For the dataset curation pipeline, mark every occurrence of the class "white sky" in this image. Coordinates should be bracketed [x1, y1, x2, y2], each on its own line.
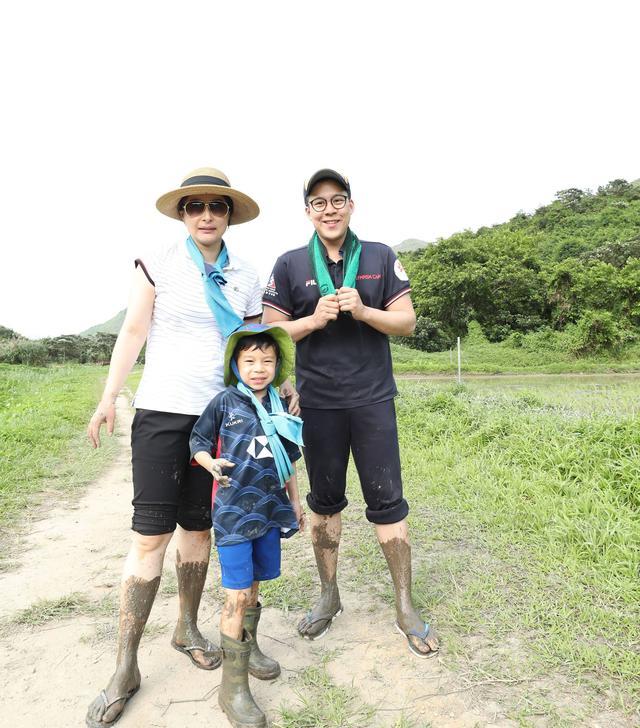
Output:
[1, 0, 639, 339]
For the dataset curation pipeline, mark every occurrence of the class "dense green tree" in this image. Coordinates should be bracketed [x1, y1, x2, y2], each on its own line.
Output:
[399, 179, 640, 350]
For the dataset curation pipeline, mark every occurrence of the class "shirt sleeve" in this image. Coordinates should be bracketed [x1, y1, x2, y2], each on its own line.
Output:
[283, 437, 302, 464]
[189, 398, 220, 460]
[135, 246, 163, 288]
[246, 269, 263, 318]
[262, 254, 293, 317]
[382, 246, 412, 308]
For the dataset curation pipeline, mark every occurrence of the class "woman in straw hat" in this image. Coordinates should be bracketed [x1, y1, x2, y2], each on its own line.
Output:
[86, 168, 294, 727]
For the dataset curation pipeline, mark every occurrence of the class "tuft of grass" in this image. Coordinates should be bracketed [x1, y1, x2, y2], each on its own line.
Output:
[10, 592, 91, 626]
[275, 655, 376, 728]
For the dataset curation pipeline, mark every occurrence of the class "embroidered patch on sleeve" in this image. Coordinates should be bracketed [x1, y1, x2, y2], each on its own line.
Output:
[394, 259, 409, 282]
[264, 273, 277, 297]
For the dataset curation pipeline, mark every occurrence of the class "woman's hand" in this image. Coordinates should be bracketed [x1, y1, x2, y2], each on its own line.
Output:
[210, 458, 235, 487]
[279, 379, 300, 416]
[291, 499, 306, 532]
[87, 400, 116, 448]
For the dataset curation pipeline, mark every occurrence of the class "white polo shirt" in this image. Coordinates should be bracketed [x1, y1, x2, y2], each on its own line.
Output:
[133, 240, 263, 416]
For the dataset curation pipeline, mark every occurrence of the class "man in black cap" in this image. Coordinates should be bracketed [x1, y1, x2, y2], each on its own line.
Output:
[262, 169, 439, 657]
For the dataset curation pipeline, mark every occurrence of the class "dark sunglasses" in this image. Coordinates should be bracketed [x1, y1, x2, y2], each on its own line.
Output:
[182, 200, 230, 218]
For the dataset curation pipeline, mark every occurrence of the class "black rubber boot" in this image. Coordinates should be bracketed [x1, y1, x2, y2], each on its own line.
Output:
[218, 630, 267, 728]
[244, 603, 281, 680]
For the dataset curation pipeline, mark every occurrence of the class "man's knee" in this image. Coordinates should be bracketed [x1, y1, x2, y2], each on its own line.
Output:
[306, 492, 348, 516]
[365, 498, 409, 525]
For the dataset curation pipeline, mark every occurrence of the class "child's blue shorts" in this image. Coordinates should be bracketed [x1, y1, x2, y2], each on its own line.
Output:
[217, 527, 281, 589]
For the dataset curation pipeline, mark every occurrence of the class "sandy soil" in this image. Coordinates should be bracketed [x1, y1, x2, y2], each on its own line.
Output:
[0, 396, 630, 727]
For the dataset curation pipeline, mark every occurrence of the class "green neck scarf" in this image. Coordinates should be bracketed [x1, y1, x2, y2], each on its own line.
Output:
[308, 228, 361, 295]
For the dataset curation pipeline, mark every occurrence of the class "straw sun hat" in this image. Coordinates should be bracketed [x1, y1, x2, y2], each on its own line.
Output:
[156, 167, 260, 225]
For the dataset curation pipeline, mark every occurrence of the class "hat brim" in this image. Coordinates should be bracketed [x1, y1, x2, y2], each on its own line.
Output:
[224, 324, 295, 388]
[156, 185, 260, 225]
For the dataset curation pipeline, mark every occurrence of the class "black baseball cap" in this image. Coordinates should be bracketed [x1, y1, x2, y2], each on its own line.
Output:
[303, 169, 351, 203]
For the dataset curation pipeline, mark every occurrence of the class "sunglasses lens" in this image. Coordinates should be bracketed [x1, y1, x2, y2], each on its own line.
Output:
[210, 201, 229, 216]
[184, 201, 205, 216]
[183, 200, 229, 217]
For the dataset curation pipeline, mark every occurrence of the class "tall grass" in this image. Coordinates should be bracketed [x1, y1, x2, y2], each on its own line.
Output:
[0, 364, 117, 535]
[396, 378, 640, 710]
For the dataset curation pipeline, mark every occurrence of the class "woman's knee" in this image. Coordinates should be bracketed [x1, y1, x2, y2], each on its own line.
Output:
[131, 531, 172, 558]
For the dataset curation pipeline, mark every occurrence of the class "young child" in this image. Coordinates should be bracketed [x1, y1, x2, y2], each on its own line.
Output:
[190, 323, 304, 728]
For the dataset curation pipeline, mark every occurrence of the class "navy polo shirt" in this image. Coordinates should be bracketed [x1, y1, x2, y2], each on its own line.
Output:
[263, 240, 411, 409]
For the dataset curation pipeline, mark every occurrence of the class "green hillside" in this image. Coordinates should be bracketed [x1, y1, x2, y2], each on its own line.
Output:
[394, 238, 430, 253]
[81, 309, 125, 336]
[398, 178, 640, 352]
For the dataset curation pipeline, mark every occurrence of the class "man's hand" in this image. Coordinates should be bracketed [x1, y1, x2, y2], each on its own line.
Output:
[87, 400, 116, 448]
[336, 287, 366, 320]
[279, 379, 301, 416]
[311, 294, 340, 330]
[210, 458, 235, 487]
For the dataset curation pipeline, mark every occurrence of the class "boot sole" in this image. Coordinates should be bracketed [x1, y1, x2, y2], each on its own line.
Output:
[219, 701, 267, 728]
[248, 663, 281, 680]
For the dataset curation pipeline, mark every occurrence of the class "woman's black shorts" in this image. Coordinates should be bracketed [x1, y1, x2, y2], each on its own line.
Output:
[131, 409, 213, 536]
[301, 399, 409, 525]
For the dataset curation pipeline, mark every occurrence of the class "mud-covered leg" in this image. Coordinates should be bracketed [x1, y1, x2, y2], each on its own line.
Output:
[376, 519, 439, 656]
[86, 532, 168, 726]
[297, 512, 343, 639]
[171, 527, 220, 669]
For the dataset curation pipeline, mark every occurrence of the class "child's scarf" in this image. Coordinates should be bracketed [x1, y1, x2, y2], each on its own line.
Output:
[307, 228, 362, 295]
[186, 236, 244, 338]
[232, 361, 304, 487]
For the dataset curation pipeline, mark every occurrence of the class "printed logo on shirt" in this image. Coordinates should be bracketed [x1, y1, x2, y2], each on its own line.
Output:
[264, 274, 277, 298]
[225, 414, 245, 428]
[247, 436, 273, 459]
[305, 279, 318, 287]
[356, 273, 382, 281]
[394, 259, 409, 281]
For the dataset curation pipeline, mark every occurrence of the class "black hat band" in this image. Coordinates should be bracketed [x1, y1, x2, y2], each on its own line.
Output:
[181, 175, 230, 188]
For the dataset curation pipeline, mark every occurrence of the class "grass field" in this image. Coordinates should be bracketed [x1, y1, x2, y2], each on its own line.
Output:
[266, 376, 640, 725]
[0, 364, 141, 564]
[391, 340, 640, 375]
[2, 362, 639, 723]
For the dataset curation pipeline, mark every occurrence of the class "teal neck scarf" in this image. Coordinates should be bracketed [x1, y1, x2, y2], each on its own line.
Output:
[186, 236, 244, 338]
[232, 361, 304, 487]
[307, 228, 361, 295]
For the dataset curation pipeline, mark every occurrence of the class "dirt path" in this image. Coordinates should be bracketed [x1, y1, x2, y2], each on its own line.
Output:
[0, 397, 625, 727]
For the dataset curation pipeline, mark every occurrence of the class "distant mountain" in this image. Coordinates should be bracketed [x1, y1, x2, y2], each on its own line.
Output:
[81, 310, 126, 336]
[394, 238, 431, 253]
[0, 325, 24, 340]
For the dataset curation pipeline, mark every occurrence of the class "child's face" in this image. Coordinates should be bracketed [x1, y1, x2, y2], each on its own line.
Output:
[236, 343, 278, 395]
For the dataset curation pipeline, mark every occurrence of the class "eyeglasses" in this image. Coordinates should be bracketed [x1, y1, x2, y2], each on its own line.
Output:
[182, 200, 230, 217]
[307, 194, 349, 213]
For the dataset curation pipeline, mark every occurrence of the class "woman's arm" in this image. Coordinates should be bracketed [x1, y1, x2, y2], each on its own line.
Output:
[87, 267, 155, 447]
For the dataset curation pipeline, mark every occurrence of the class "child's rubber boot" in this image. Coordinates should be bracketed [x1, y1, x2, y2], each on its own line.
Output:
[218, 630, 267, 728]
[243, 603, 281, 680]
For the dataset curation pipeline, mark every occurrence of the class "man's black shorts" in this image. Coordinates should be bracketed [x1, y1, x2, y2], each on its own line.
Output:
[131, 409, 213, 535]
[301, 399, 409, 525]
